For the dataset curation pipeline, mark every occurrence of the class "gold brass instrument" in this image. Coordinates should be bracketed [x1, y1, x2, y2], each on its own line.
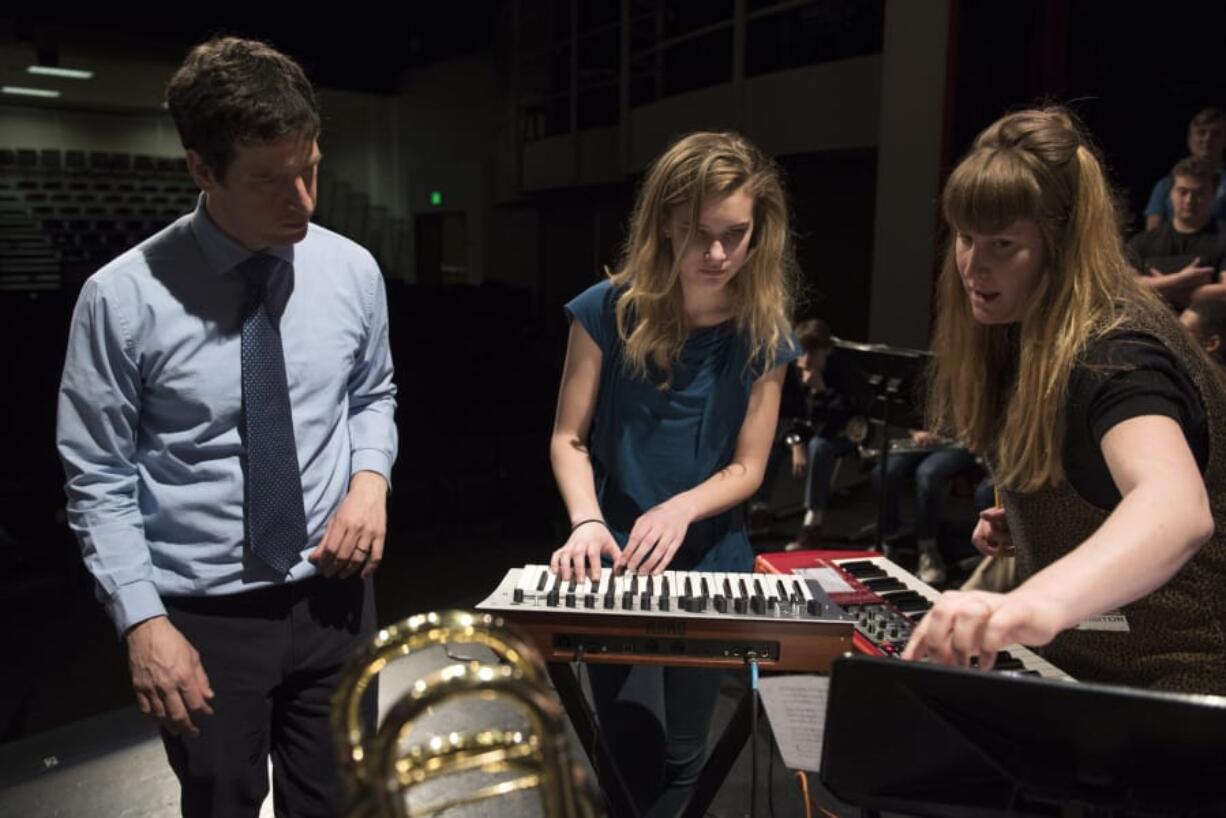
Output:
[331, 609, 603, 818]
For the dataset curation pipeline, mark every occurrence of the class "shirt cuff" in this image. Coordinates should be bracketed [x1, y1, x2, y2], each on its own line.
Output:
[351, 449, 393, 489]
[107, 580, 167, 638]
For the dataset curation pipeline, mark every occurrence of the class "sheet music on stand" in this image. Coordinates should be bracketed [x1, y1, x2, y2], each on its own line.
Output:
[756, 675, 830, 773]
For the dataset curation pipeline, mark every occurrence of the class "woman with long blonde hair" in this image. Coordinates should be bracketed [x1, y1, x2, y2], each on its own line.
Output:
[903, 107, 1226, 694]
[549, 131, 796, 814]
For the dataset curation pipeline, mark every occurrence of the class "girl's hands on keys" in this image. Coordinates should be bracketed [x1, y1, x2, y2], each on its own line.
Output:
[901, 589, 1065, 669]
[550, 521, 621, 583]
[972, 506, 1013, 556]
[617, 501, 694, 575]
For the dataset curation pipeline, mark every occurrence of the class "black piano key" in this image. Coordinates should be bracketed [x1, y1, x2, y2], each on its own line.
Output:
[735, 578, 750, 614]
[622, 590, 634, 610]
[537, 571, 549, 591]
[645, 575, 654, 595]
[568, 577, 577, 592]
[750, 579, 766, 614]
[700, 577, 710, 601]
[584, 593, 595, 609]
[791, 580, 805, 605]
[604, 582, 616, 609]
[714, 595, 728, 613]
[513, 588, 524, 603]
[565, 593, 575, 607]
[885, 592, 929, 607]
[630, 575, 639, 595]
[863, 577, 907, 593]
[840, 563, 888, 579]
[546, 586, 560, 607]
[641, 592, 652, 610]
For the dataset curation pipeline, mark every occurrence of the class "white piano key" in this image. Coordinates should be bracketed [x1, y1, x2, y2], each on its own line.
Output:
[527, 565, 553, 600]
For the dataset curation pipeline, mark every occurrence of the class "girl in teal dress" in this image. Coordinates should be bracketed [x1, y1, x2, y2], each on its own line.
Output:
[549, 131, 798, 816]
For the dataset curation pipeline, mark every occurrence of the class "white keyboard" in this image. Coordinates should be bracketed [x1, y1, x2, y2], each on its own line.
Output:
[476, 565, 855, 671]
[831, 556, 1074, 682]
[484, 564, 837, 620]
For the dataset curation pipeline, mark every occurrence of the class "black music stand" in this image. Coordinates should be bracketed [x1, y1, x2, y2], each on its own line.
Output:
[821, 655, 1226, 817]
[830, 339, 931, 552]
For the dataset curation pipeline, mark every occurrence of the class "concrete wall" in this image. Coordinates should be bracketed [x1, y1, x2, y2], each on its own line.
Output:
[0, 104, 181, 156]
[394, 54, 508, 284]
[867, 0, 951, 348]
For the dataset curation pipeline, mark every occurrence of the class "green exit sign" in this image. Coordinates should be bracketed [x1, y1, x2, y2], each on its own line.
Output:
[429, 191, 443, 206]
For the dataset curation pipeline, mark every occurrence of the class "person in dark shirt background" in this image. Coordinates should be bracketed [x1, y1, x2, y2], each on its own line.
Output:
[778, 319, 862, 550]
[1128, 156, 1226, 309]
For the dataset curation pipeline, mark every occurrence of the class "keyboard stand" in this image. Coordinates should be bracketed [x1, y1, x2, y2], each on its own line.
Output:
[548, 662, 640, 817]
[548, 660, 760, 818]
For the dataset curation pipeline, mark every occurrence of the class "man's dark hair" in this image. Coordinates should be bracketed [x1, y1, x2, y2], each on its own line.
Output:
[794, 318, 832, 353]
[166, 37, 319, 179]
[1171, 155, 1223, 188]
[1190, 107, 1226, 129]
[1187, 298, 1226, 345]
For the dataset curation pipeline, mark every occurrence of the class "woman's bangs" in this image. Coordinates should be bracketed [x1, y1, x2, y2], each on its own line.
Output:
[943, 149, 1040, 236]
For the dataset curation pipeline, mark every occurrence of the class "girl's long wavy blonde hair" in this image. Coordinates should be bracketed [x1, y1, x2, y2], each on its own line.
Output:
[929, 107, 1170, 491]
[608, 131, 796, 385]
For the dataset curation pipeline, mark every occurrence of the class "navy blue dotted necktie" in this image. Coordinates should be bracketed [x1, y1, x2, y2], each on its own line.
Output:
[239, 254, 308, 575]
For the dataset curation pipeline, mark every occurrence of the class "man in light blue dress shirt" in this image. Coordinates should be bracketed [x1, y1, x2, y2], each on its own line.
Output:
[56, 37, 397, 818]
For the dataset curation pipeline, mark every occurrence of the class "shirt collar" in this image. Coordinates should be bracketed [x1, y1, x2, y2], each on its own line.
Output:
[188, 193, 296, 275]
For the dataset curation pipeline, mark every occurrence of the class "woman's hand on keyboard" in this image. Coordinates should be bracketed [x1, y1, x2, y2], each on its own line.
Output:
[551, 523, 622, 583]
[972, 506, 1013, 556]
[900, 589, 1063, 668]
[617, 501, 695, 575]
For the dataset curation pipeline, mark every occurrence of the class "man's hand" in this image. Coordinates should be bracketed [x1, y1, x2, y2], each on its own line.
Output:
[909, 429, 942, 448]
[1173, 257, 1215, 287]
[126, 616, 214, 736]
[310, 471, 388, 579]
[1142, 258, 1216, 307]
[790, 442, 808, 478]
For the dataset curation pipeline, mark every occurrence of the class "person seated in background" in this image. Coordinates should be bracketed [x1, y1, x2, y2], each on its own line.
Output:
[1143, 108, 1226, 232]
[871, 431, 979, 584]
[1128, 156, 1226, 309]
[778, 319, 862, 550]
[1181, 297, 1226, 365]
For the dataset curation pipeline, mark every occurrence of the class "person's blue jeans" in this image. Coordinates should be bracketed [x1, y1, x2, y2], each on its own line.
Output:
[587, 663, 726, 818]
[873, 448, 977, 539]
[804, 434, 858, 512]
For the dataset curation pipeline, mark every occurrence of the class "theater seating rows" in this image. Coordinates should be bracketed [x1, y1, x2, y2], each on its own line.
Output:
[0, 148, 198, 291]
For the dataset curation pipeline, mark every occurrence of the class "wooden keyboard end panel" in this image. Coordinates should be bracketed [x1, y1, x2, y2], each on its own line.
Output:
[499, 611, 853, 673]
